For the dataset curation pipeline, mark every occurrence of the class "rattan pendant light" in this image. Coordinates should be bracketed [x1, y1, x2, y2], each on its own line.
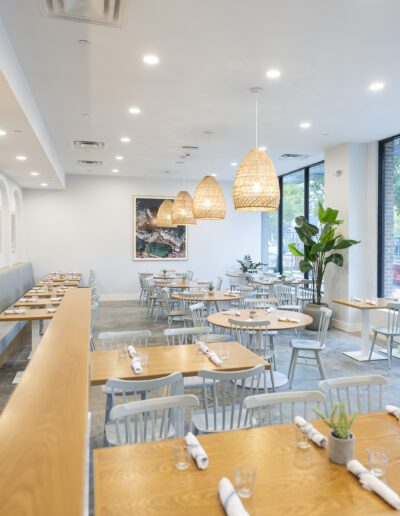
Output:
[171, 191, 196, 225]
[156, 199, 176, 228]
[233, 87, 280, 212]
[193, 175, 226, 219]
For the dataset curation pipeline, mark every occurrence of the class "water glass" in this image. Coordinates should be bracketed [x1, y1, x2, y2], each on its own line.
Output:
[367, 446, 389, 477]
[234, 464, 257, 498]
[118, 344, 127, 358]
[172, 443, 190, 470]
[139, 350, 149, 367]
[295, 425, 310, 449]
[218, 343, 231, 361]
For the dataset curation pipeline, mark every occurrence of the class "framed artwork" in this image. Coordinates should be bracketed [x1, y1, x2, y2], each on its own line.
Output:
[133, 196, 188, 260]
[0, 207, 2, 252]
[10, 212, 16, 253]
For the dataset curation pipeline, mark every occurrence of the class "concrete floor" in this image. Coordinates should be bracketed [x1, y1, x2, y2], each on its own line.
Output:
[1, 300, 400, 515]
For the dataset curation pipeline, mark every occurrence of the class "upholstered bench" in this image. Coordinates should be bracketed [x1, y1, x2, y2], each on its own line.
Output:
[0, 263, 35, 362]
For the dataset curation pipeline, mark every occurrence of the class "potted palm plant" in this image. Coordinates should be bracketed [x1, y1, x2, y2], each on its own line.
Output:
[288, 204, 360, 330]
[314, 403, 356, 465]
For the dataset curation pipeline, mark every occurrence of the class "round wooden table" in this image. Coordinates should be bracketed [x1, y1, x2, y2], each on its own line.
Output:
[172, 290, 241, 312]
[167, 281, 202, 290]
[208, 309, 313, 388]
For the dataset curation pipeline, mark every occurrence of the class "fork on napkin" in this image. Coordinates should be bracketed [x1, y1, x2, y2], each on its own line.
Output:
[347, 459, 400, 509]
[218, 477, 249, 516]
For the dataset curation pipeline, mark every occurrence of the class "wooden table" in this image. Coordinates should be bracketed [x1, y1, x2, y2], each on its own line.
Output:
[0, 288, 91, 516]
[332, 298, 389, 361]
[14, 298, 62, 308]
[0, 308, 56, 351]
[90, 342, 269, 385]
[25, 289, 67, 297]
[172, 290, 241, 311]
[94, 412, 400, 515]
[168, 281, 202, 290]
[208, 309, 312, 388]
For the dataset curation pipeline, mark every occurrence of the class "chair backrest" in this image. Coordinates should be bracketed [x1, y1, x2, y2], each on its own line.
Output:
[243, 390, 326, 426]
[186, 270, 194, 280]
[158, 287, 173, 312]
[143, 276, 155, 290]
[90, 302, 99, 334]
[164, 326, 210, 345]
[274, 283, 296, 305]
[316, 307, 332, 345]
[319, 375, 387, 413]
[197, 365, 266, 432]
[243, 297, 274, 309]
[189, 302, 207, 326]
[197, 281, 211, 289]
[97, 330, 151, 350]
[109, 394, 199, 444]
[386, 303, 400, 333]
[216, 276, 223, 290]
[229, 318, 271, 356]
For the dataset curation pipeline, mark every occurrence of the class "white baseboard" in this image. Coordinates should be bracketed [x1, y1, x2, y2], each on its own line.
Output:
[99, 293, 139, 301]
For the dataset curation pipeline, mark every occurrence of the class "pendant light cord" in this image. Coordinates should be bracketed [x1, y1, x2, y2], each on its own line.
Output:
[255, 91, 258, 150]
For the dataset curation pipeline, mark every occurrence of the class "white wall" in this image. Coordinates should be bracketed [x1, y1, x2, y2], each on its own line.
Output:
[0, 171, 24, 268]
[23, 174, 261, 297]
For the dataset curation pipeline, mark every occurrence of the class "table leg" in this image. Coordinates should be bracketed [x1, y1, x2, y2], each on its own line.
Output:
[31, 320, 41, 353]
[343, 310, 385, 361]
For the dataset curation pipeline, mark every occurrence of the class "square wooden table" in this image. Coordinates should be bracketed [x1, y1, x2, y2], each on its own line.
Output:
[94, 412, 400, 515]
[0, 309, 56, 351]
[332, 298, 389, 361]
[90, 342, 270, 385]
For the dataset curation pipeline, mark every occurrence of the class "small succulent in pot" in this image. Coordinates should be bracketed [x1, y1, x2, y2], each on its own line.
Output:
[249, 309, 257, 320]
[162, 268, 167, 275]
[314, 402, 357, 465]
[208, 282, 215, 295]
[181, 273, 188, 281]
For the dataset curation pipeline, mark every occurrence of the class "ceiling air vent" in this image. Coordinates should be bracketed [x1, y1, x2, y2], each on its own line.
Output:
[40, 0, 126, 27]
[77, 160, 102, 166]
[181, 146, 199, 150]
[279, 153, 310, 160]
[72, 140, 105, 150]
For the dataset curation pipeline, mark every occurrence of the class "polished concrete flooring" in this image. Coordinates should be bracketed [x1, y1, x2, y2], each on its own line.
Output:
[1, 300, 400, 514]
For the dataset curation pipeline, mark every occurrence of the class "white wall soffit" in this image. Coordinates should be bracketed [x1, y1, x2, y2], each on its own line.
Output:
[0, 17, 65, 188]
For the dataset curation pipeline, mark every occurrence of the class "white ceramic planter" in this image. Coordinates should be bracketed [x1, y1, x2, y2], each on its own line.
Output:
[328, 432, 355, 465]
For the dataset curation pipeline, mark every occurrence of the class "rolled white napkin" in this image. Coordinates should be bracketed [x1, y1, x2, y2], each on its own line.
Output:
[365, 299, 378, 305]
[131, 356, 143, 374]
[347, 459, 400, 509]
[288, 317, 300, 323]
[351, 296, 363, 302]
[127, 345, 137, 358]
[294, 416, 327, 448]
[198, 342, 209, 354]
[208, 350, 222, 366]
[265, 307, 274, 313]
[386, 404, 400, 420]
[47, 308, 57, 313]
[185, 432, 208, 470]
[218, 477, 249, 516]
[235, 311, 241, 316]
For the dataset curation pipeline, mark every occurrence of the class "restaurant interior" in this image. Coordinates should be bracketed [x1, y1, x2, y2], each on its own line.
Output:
[0, 1, 400, 515]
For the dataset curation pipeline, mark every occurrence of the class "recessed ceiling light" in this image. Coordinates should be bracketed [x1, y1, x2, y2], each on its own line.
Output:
[78, 39, 90, 45]
[30, 171, 39, 176]
[211, 173, 217, 177]
[16, 155, 27, 161]
[0, 129, 6, 136]
[143, 55, 159, 65]
[115, 155, 124, 160]
[230, 162, 238, 167]
[300, 122, 311, 129]
[266, 69, 281, 79]
[258, 146, 267, 151]
[369, 81, 385, 91]
[128, 107, 141, 115]
[40, 182, 48, 187]
[81, 113, 90, 117]
[120, 136, 131, 143]
[112, 169, 119, 173]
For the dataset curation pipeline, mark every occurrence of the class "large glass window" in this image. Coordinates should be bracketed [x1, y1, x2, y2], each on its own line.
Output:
[378, 135, 400, 297]
[261, 162, 325, 274]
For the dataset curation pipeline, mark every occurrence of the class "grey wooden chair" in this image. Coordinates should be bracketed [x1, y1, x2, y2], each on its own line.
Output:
[368, 302, 400, 368]
[96, 329, 151, 351]
[189, 302, 229, 342]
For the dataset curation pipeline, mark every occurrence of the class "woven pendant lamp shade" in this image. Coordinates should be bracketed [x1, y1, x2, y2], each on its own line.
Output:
[233, 148, 280, 212]
[193, 175, 226, 220]
[156, 200, 176, 228]
[171, 191, 196, 225]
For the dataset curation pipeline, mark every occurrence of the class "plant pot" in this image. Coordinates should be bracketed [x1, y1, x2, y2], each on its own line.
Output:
[303, 302, 330, 331]
[328, 432, 355, 465]
[208, 291, 215, 296]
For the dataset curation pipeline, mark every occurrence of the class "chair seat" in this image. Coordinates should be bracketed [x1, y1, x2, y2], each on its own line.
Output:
[192, 405, 252, 434]
[290, 339, 324, 350]
[105, 418, 176, 445]
[372, 327, 400, 337]
[169, 310, 186, 317]
[204, 333, 230, 343]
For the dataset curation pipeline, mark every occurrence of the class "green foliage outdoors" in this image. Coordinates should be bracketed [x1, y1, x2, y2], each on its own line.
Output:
[313, 402, 356, 440]
[288, 204, 360, 304]
[237, 255, 263, 273]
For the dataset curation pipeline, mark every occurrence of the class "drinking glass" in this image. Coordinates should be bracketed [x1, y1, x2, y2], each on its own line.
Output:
[234, 464, 257, 498]
[172, 443, 190, 470]
[139, 350, 149, 367]
[118, 344, 127, 358]
[295, 425, 310, 449]
[218, 343, 231, 361]
[367, 446, 389, 477]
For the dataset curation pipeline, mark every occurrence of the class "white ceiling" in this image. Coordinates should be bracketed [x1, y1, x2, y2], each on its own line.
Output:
[0, 0, 400, 188]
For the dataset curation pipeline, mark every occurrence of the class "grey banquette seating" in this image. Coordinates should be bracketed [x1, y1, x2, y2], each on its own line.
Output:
[0, 263, 35, 356]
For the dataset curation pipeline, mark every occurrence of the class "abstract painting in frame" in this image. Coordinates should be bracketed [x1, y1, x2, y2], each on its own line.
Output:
[133, 196, 187, 260]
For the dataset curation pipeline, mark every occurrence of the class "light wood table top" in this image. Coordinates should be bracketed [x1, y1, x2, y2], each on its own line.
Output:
[333, 298, 389, 310]
[90, 342, 269, 385]
[208, 309, 313, 330]
[0, 288, 91, 516]
[25, 289, 67, 297]
[94, 412, 400, 516]
[14, 298, 62, 308]
[167, 280, 202, 289]
[0, 308, 56, 321]
[172, 290, 241, 302]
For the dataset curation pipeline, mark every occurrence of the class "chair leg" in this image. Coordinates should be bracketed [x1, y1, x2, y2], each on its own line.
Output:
[387, 336, 392, 369]
[287, 349, 295, 379]
[289, 349, 298, 389]
[268, 368, 275, 392]
[315, 350, 326, 380]
[368, 332, 377, 361]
